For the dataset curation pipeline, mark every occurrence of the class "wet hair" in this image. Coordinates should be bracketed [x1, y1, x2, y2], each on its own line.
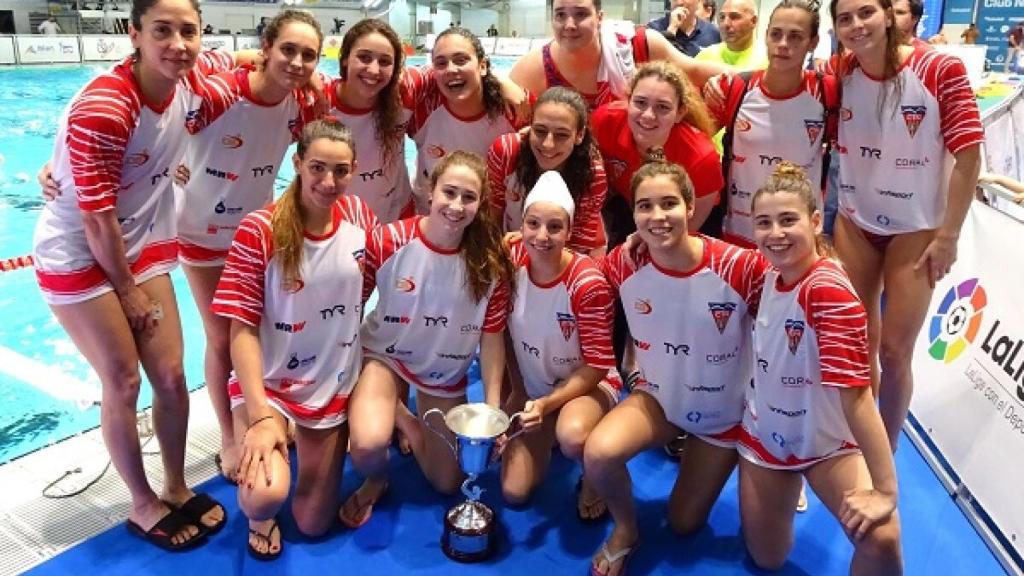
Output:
[428, 151, 515, 302]
[261, 9, 324, 54]
[131, 0, 200, 30]
[434, 27, 505, 120]
[273, 119, 356, 290]
[829, 0, 904, 120]
[515, 87, 595, 207]
[628, 61, 716, 137]
[769, 0, 821, 38]
[629, 161, 695, 209]
[339, 19, 405, 171]
[751, 161, 831, 255]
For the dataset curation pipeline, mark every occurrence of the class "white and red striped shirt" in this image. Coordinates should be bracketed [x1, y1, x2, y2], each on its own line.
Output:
[486, 133, 607, 254]
[360, 216, 509, 397]
[601, 236, 766, 444]
[33, 53, 234, 304]
[738, 259, 870, 470]
[211, 196, 378, 428]
[507, 240, 616, 399]
[177, 68, 316, 266]
[835, 45, 984, 234]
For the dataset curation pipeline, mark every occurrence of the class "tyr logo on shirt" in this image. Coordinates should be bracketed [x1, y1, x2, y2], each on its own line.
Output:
[784, 319, 805, 355]
[803, 119, 824, 144]
[900, 105, 926, 138]
[556, 312, 576, 341]
[708, 302, 737, 334]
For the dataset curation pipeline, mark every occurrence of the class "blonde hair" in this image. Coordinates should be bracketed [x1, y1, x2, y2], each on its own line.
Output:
[428, 151, 515, 301]
[752, 161, 832, 256]
[628, 61, 716, 137]
[272, 119, 356, 290]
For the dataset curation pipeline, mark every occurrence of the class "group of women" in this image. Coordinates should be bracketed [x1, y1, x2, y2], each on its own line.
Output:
[30, 0, 982, 574]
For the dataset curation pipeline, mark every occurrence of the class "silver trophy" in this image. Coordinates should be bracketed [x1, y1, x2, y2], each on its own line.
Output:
[423, 403, 525, 562]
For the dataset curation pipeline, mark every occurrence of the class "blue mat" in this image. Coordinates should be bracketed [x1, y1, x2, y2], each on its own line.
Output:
[27, 388, 1003, 575]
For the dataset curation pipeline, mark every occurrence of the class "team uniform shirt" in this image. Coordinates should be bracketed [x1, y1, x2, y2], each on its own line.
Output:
[33, 52, 235, 304]
[211, 196, 378, 428]
[704, 70, 837, 247]
[360, 216, 509, 397]
[835, 45, 984, 235]
[486, 133, 607, 253]
[590, 101, 724, 205]
[507, 240, 618, 402]
[406, 68, 524, 209]
[176, 68, 316, 266]
[325, 70, 425, 224]
[738, 259, 870, 471]
[600, 236, 766, 445]
[541, 23, 651, 111]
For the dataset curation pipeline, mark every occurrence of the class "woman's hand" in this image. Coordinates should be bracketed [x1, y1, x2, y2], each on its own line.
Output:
[914, 234, 957, 288]
[38, 161, 60, 201]
[839, 488, 897, 541]
[238, 416, 287, 489]
[518, 398, 546, 433]
[117, 285, 159, 333]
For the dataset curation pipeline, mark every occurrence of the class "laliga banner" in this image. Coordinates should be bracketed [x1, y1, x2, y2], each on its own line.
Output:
[910, 200, 1024, 566]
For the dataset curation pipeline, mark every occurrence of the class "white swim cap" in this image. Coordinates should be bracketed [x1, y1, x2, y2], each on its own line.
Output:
[522, 171, 575, 222]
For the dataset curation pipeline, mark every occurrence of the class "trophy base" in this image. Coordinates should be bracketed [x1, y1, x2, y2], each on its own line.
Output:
[441, 501, 495, 563]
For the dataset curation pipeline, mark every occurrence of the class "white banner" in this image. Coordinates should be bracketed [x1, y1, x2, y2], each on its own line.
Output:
[494, 37, 532, 56]
[79, 35, 133, 61]
[0, 36, 14, 64]
[480, 36, 497, 56]
[234, 36, 261, 51]
[911, 200, 1024, 563]
[1012, 93, 1024, 184]
[201, 35, 235, 52]
[15, 36, 80, 64]
[983, 110, 1017, 178]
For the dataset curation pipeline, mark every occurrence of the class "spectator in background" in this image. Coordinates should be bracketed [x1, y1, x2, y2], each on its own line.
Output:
[256, 16, 268, 38]
[487, 23, 498, 37]
[647, 0, 721, 57]
[203, 23, 214, 34]
[38, 16, 61, 35]
[698, 0, 718, 22]
[960, 23, 979, 45]
[892, 0, 929, 50]
[1008, 21, 1024, 73]
[695, 0, 766, 68]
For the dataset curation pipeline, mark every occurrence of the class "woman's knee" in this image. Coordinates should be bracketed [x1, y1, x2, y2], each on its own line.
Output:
[744, 538, 791, 572]
[239, 482, 289, 521]
[148, 361, 187, 396]
[878, 337, 913, 370]
[668, 509, 706, 537]
[501, 476, 535, 506]
[857, 519, 902, 564]
[292, 501, 334, 537]
[583, 431, 627, 475]
[101, 365, 143, 406]
[555, 419, 590, 461]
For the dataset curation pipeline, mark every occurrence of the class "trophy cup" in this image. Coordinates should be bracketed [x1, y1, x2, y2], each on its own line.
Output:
[423, 403, 525, 563]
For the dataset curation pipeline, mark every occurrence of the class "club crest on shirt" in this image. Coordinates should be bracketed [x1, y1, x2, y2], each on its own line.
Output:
[556, 312, 576, 341]
[803, 119, 824, 145]
[607, 158, 628, 181]
[900, 105, 926, 138]
[708, 302, 737, 334]
[784, 319, 805, 354]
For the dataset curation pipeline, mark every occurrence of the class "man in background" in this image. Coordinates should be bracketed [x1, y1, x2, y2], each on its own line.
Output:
[38, 16, 60, 35]
[695, 0, 766, 68]
[892, 0, 929, 50]
[961, 23, 980, 45]
[1008, 21, 1024, 73]
[647, 0, 720, 57]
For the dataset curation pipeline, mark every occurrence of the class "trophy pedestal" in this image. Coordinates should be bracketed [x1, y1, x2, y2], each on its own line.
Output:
[441, 500, 495, 563]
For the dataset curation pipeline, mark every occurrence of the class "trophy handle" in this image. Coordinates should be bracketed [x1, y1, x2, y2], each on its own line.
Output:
[505, 411, 528, 443]
[421, 408, 458, 455]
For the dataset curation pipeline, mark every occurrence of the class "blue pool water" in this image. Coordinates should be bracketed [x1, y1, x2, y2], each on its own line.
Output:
[0, 56, 517, 464]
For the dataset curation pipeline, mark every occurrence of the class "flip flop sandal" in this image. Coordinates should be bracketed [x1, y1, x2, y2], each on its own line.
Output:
[166, 493, 228, 536]
[591, 541, 639, 576]
[575, 475, 608, 523]
[213, 453, 238, 486]
[248, 518, 282, 561]
[126, 508, 207, 552]
[339, 482, 389, 529]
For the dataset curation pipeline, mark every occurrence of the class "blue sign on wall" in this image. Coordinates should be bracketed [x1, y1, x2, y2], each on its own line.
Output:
[943, 0, 977, 24]
[921, 0, 945, 38]
[976, 0, 1024, 68]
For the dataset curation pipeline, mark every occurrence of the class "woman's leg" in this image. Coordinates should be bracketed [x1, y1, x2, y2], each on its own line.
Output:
[403, 390, 469, 495]
[234, 408, 290, 557]
[804, 454, 903, 575]
[182, 263, 239, 477]
[500, 401, 558, 505]
[340, 359, 399, 524]
[667, 436, 737, 535]
[877, 229, 936, 451]
[834, 215, 885, 396]
[292, 421, 349, 536]
[584, 391, 679, 576]
[49, 288, 199, 546]
[737, 458, 803, 570]
[556, 389, 613, 519]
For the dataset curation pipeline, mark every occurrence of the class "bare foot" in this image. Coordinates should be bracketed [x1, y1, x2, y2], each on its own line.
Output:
[339, 478, 389, 529]
[577, 477, 607, 521]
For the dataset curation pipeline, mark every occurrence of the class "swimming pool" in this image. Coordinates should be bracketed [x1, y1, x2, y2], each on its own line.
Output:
[0, 56, 517, 465]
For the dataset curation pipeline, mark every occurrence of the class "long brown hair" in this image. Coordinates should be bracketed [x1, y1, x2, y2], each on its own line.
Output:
[428, 151, 515, 302]
[433, 27, 505, 120]
[752, 161, 832, 256]
[272, 119, 356, 290]
[261, 8, 323, 55]
[630, 161, 695, 209]
[829, 0, 904, 120]
[628, 61, 716, 137]
[515, 87, 595, 205]
[339, 19, 405, 170]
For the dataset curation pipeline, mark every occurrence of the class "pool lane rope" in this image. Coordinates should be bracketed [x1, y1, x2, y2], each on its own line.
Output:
[1, 254, 33, 272]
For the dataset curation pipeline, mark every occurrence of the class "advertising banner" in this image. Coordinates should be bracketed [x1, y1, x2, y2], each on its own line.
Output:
[15, 36, 80, 64]
[80, 35, 133, 61]
[494, 37, 532, 56]
[0, 36, 15, 64]
[910, 201, 1024, 567]
[943, 0, 977, 24]
[201, 35, 235, 53]
[977, 0, 1024, 67]
[920, 0, 944, 38]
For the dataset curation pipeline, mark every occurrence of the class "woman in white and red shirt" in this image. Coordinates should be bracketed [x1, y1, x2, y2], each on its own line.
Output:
[212, 120, 377, 559]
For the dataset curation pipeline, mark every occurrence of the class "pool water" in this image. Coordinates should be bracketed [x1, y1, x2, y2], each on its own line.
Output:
[0, 56, 516, 464]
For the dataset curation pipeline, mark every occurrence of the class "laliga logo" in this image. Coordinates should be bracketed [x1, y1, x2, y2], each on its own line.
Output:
[928, 278, 986, 364]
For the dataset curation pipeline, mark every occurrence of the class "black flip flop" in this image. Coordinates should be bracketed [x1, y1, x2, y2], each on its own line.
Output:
[575, 475, 609, 524]
[248, 519, 282, 561]
[126, 508, 207, 551]
[166, 493, 228, 536]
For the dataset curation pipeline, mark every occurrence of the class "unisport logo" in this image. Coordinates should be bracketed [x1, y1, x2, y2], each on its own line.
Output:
[928, 278, 987, 364]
